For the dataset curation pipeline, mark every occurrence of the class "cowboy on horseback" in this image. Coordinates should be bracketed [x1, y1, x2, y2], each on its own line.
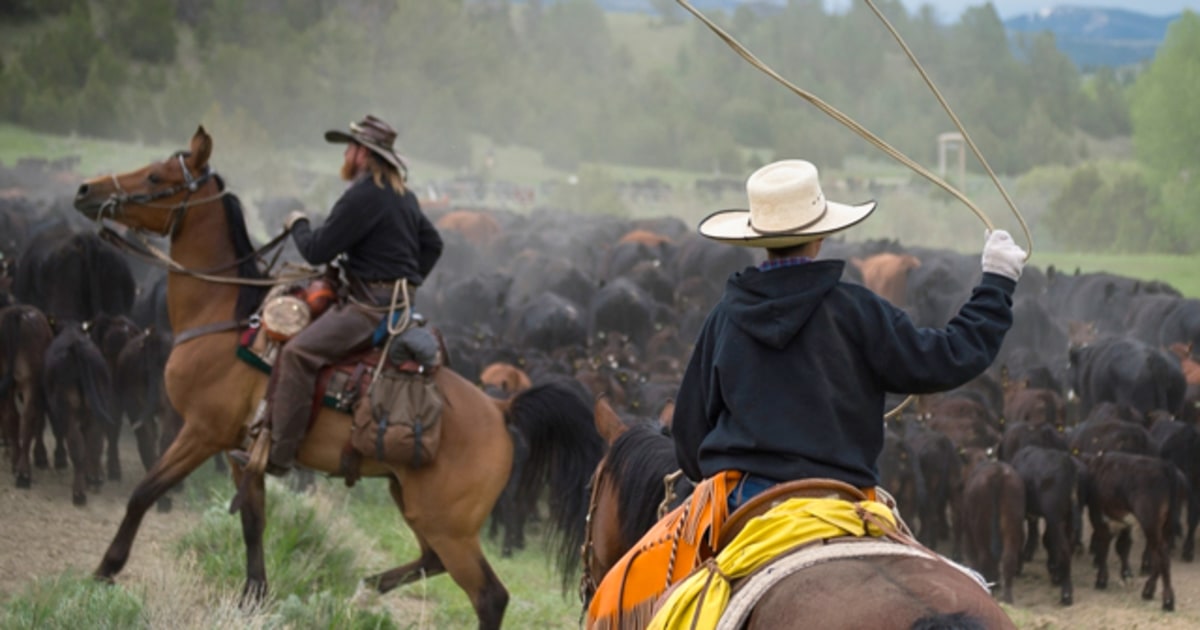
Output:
[587, 159, 1025, 629]
[232, 114, 443, 476]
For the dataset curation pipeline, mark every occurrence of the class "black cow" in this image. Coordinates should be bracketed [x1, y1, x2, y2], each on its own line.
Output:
[1011, 445, 1078, 605]
[42, 325, 115, 505]
[1150, 418, 1200, 561]
[1083, 452, 1179, 611]
[1069, 335, 1186, 420]
[904, 422, 960, 554]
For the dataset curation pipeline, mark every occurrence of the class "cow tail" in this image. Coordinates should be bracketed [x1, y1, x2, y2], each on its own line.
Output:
[72, 339, 115, 428]
[0, 311, 18, 400]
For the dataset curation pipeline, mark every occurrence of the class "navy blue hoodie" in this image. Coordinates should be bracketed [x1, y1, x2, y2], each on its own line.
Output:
[672, 259, 1015, 489]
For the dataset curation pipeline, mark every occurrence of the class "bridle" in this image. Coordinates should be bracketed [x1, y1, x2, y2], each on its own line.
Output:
[98, 152, 226, 239]
[95, 152, 315, 287]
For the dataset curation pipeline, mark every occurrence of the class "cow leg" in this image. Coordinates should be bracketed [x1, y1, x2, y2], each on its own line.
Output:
[132, 414, 160, 472]
[65, 410, 89, 506]
[105, 413, 122, 481]
[1115, 528, 1134, 581]
[85, 417, 105, 490]
[1092, 523, 1111, 589]
[1183, 489, 1199, 562]
[1050, 519, 1073, 605]
[13, 388, 42, 487]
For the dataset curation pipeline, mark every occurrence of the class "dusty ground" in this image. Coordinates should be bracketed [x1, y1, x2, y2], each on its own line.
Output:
[3, 436, 1200, 628]
[0, 436, 196, 602]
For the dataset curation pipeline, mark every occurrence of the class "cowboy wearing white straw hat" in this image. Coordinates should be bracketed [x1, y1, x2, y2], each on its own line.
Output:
[232, 114, 443, 476]
[586, 158, 1026, 629]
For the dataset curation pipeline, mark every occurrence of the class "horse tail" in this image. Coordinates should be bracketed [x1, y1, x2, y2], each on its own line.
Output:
[504, 378, 604, 590]
[909, 611, 988, 630]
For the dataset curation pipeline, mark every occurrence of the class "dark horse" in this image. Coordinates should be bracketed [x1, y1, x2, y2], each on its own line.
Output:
[580, 411, 1016, 629]
[73, 127, 603, 629]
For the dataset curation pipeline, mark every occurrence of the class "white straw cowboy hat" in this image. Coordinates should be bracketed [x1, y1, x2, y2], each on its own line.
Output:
[698, 159, 876, 248]
[325, 114, 409, 179]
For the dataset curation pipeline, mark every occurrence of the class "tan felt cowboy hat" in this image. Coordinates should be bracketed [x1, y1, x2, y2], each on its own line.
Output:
[325, 114, 409, 178]
[698, 159, 876, 248]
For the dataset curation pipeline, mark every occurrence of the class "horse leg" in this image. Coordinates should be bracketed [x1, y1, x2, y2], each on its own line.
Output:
[230, 460, 269, 602]
[365, 477, 447, 592]
[423, 532, 508, 630]
[96, 424, 221, 582]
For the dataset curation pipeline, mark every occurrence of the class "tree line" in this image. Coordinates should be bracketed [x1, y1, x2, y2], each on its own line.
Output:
[0, 0, 1195, 251]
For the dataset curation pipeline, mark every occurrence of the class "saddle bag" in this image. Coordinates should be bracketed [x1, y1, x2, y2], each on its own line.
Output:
[349, 326, 444, 468]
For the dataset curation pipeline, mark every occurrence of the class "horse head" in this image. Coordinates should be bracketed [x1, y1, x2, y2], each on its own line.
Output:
[73, 126, 215, 236]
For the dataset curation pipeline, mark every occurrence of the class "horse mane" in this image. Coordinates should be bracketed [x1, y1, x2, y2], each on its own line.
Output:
[603, 422, 678, 548]
[216, 175, 269, 320]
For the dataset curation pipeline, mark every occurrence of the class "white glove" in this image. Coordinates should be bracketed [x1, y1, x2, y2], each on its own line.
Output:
[284, 210, 309, 232]
[981, 229, 1026, 281]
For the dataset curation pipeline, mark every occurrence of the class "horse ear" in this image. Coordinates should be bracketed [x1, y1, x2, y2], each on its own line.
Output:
[190, 126, 213, 169]
[593, 395, 626, 446]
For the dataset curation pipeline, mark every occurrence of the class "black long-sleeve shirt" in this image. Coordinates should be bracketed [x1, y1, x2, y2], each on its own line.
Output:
[291, 176, 443, 284]
[672, 260, 1015, 488]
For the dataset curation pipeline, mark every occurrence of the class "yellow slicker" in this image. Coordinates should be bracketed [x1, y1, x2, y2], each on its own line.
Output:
[647, 497, 897, 630]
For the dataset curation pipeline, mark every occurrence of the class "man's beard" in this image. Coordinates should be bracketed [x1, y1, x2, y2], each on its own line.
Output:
[340, 158, 361, 181]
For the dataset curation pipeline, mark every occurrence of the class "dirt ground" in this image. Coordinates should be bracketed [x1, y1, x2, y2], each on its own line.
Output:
[2, 436, 1200, 628]
[0, 436, 196, 602]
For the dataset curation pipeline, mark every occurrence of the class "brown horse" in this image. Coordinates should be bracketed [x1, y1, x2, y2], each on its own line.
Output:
[73, 126, 603, 629]
[580, 410, 1016, 629]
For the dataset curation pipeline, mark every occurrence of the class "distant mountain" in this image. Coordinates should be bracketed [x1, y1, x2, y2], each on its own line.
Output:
[1004, 6, 1179, 68]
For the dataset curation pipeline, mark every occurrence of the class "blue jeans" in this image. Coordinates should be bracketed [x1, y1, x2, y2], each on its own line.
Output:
[727, 473, 780, 512]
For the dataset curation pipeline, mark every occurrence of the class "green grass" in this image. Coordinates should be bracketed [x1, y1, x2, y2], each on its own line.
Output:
[1032, 252, 1200, 298]
[0, 572, 146, 630]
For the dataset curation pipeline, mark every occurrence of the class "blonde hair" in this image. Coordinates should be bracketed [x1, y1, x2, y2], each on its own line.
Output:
[366, 152, 406, 195]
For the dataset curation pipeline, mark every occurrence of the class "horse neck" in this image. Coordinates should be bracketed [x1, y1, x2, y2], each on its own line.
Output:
[165, 197, 242, 334]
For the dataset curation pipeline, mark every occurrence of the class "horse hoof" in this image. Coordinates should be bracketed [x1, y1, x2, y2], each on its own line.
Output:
[15, 473, 31, 489]
[93, 572, 115, 585]
[72, 492, 87, 507]
[362, 573, 384, 591]
[156, 497, 173, 513]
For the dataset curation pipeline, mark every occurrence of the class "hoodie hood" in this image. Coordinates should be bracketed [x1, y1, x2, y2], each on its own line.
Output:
[723, 259, 844, 349]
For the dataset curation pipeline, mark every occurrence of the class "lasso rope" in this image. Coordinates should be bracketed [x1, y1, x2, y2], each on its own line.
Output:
[674, 0, 1033, 259]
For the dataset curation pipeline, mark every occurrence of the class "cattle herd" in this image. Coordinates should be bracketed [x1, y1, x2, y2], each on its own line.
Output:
[3, 161, 1200, 615]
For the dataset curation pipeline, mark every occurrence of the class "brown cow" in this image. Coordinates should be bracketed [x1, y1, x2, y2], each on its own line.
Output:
[959, 456, 1026, 604]
[850, 252, 921, 307]
[617, 228, 671, 249]
[480, 362, 532, 396]
[922, 395, 1002, 451]
[1083, 452, 1178, 611]
[435, 209, 501, 247]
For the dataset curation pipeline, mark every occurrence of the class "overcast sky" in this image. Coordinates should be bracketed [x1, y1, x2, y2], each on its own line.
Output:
[822, 1, 1199, 20]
